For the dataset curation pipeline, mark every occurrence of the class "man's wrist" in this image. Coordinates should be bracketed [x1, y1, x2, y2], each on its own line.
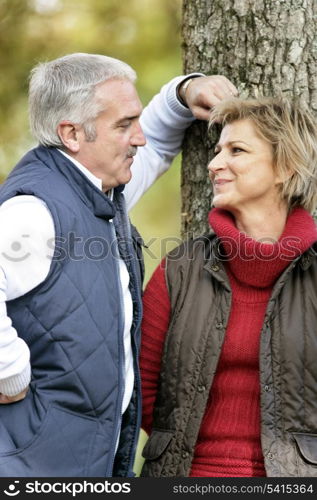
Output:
[176, 74, 204, 107]
[178, 78, 195, 107]
[0, 362, 31, 397]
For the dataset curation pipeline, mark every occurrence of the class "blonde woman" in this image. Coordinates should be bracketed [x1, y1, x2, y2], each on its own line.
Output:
[140, 97, 317, 477]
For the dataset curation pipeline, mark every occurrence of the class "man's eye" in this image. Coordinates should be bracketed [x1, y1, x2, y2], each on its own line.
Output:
[119, 122, 131, 129]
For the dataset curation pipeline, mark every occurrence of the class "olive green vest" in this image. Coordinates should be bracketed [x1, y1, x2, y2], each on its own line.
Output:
[141, 234, 317, 477]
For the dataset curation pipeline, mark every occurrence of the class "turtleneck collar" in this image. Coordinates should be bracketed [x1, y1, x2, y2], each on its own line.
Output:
[209, 207, 317, 289]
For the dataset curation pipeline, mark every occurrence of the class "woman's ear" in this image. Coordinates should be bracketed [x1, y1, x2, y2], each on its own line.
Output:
[275, 167, 293, 185]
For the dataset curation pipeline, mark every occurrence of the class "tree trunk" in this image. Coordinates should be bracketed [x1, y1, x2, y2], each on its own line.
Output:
[181, 0, 317, 237]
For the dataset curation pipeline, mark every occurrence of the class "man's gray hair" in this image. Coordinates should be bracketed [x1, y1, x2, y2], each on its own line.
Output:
[29, 53, 137, 147]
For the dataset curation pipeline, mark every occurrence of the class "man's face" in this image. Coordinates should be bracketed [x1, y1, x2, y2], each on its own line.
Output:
[75, 78, 146, 192]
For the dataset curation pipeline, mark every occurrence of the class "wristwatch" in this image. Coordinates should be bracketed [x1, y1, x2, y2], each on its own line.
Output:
[178, 77, 195, 106]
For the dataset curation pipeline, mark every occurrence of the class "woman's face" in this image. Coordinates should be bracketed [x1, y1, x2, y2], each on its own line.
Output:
[208, 118, 284, 215]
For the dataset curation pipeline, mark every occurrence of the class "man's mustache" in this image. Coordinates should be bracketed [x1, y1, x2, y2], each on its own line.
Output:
[127, 147, 137, 158]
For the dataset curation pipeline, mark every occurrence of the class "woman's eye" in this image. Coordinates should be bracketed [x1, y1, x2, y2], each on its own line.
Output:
[232, 147, 244, 153]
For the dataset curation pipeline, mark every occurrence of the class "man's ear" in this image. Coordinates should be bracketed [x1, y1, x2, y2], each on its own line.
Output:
[57, 121, 80, 153]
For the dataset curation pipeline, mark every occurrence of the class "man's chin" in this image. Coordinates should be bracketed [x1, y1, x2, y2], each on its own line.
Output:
[120, 169, 133, 186]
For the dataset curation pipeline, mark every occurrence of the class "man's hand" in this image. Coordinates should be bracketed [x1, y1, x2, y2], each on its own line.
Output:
[179, 75, 238, 121]
[0, 387, 29, 404]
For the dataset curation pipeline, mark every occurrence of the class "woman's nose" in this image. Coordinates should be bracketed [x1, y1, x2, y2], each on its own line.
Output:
[208, 153, 227, 174]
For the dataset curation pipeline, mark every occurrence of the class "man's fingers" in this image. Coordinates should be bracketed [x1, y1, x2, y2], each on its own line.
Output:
[0, 387, 28, 404]
[181, 74, 239, 121]
[214, 75, 238, 96]
[190, 97, 222, 121]
[191, 107, 213, 121]
[204, 76, 238, 101]
[0, 394, 13, 404]
[184, 75, 238, 120]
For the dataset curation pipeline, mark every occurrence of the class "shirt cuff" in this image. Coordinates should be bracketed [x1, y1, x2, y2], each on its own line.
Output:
[0, 362, 31, 396]
[165, 73, 205, 118]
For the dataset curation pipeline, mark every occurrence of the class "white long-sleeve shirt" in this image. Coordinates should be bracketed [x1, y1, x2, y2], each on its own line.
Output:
[0, 75, 197, 399]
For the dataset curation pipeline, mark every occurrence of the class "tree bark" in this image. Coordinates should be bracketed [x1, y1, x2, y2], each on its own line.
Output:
[181, 0, 317, 237]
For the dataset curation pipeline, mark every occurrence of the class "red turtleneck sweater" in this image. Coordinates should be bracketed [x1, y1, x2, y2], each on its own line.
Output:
[140, 208, 317, 477]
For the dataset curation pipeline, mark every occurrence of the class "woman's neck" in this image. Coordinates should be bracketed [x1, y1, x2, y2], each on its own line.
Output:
[233, 204, 289, 242]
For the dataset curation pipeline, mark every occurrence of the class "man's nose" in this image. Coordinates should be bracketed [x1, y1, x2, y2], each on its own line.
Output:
[132, 123, 146, 146]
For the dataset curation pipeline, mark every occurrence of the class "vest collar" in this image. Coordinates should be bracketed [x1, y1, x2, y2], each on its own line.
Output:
[299, 243, 317, 270]
[38, 146, 124, 220]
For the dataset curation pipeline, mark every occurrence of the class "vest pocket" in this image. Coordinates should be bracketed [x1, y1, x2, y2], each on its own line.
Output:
[293, 432, 317, 465]
[142, 429, 174, 460]
[0, 404, 98, 476]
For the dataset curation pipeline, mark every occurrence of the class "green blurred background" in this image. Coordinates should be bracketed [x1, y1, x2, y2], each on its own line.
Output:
[0, 0, 184, 475]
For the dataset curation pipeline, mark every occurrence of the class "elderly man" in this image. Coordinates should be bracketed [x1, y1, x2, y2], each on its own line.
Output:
[0, 53, 236, 477]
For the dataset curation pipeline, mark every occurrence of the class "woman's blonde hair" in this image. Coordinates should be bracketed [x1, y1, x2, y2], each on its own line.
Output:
[209, 97, 317, 213]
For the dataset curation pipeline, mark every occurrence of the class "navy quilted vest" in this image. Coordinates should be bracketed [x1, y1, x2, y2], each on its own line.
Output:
[0, 146, 143, 477]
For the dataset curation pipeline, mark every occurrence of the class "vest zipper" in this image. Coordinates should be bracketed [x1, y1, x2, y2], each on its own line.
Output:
[107, 219, 126, 476]
[118, 195, 143, 474]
